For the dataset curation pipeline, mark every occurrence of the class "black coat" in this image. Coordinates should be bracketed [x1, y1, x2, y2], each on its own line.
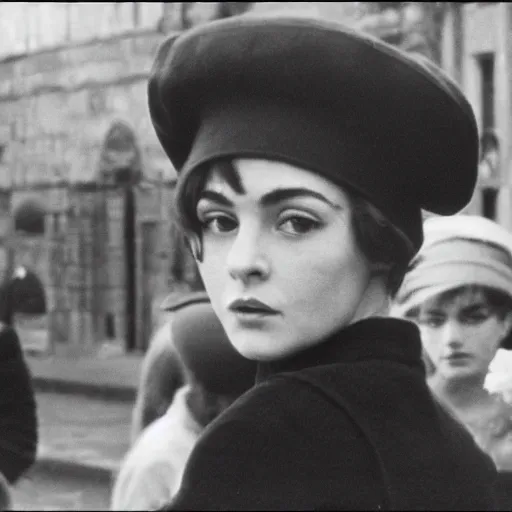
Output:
[166, 318, 497, 510]
[0, 325, 38, 483]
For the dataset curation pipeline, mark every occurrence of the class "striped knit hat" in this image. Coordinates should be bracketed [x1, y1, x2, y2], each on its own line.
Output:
[393, 215, 512, 318]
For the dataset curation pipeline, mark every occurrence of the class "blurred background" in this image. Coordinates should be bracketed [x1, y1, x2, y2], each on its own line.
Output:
[0, 1, 503, 358]
[0, 2, 506, 509]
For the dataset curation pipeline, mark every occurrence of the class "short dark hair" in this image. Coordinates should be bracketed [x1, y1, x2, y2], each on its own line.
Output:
[174, 159, 415, 297]
[407, 285, 512, 322]
[348, 193, 415, 297]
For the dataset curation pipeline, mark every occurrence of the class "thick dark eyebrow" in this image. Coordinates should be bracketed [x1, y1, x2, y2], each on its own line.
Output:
[198, 188, 342, 210]
[460, 303, 490, 315]
[259, 188, 342, 210]
[198, 190, 234, 207]
[423, 309, 446, 316]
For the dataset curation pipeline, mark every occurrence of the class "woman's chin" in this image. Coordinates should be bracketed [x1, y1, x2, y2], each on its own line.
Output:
[438, 364, 480, 382]
[228, 330, 295, 362]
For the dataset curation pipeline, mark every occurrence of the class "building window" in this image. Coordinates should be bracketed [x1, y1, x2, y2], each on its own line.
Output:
[477, 52, 495, 132]
[14, 200, 45, 235]
[482, 187, 498, 221]
[133, 3, 140, 26]
[105, 313, 116, 339]
[476, 53, 498, 220]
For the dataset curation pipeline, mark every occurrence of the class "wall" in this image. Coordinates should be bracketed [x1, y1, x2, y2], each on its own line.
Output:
[0, 32, 174, 189]
[0, 3, 166, 60]
[453, 3, 512, 226]
[0, 3, 185, 354]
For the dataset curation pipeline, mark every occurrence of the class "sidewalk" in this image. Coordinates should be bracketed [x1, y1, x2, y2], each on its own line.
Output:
[23, 352, 144, 482]
[26, 352, 143, 401]
[32, 391, 133, 483]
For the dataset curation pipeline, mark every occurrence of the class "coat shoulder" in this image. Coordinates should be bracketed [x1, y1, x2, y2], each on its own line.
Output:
[168, 376, 376, 510]
[0, 325, 23, 360]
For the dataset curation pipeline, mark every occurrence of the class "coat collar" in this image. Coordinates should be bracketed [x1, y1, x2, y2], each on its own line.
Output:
[256, 317, 424, 384]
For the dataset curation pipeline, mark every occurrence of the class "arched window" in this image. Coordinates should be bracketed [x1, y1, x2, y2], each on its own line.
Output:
[99, 120, 141, 185]
[13, 200, 45, 235]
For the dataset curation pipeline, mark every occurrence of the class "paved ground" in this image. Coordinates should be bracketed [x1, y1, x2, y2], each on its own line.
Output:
[36, 391, 133, 471]
[26, 353, 143, 392]
[12, 468, 112, 511]
[8, 390, 134, 510]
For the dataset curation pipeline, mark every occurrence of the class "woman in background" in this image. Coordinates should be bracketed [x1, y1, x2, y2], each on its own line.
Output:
[130, 314, 185, 444]
[392, 214, 512, 509]
[113, 293, 256, 510]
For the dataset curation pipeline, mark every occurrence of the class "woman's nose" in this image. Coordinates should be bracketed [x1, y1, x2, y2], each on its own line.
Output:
[441, 320, 464, 348]
[227, 226, 270, 283]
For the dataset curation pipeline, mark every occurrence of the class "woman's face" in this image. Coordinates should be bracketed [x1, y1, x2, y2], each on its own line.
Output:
[195, 158, 375, 361]
[416, 288, 512, 381]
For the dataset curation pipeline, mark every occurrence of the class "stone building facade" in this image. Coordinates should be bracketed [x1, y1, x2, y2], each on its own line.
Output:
[0, 3, 203, 356]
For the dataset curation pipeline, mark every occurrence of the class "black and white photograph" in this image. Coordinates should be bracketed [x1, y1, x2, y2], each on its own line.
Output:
[1, 2, 512, 510]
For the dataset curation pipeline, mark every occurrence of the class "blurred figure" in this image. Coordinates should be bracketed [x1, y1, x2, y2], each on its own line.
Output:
[0, 322, 38, 509]
[0, 268, 39, 508]
[0, 266, 46, 325]
[111, 293, 256, 510]
[393, 215, 512, 509]
[129, 296, 186, 444]
[130, 291, 213, 444]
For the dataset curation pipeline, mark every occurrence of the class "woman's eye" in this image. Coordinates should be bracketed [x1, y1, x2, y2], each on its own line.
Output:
[201, 215, 238, 234]
[419, 316, 444, 328]
[461, 312, 491, 325]
[279, 216, 321, 235]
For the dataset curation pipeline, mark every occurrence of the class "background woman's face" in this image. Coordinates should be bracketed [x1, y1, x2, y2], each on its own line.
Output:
[417, 289, 512, 381]
[195, 158, 372, 361]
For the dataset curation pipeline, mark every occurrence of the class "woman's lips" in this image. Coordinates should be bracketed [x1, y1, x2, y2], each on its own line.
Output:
[228, 298, 280, 315]
[444, 352, 472, 363]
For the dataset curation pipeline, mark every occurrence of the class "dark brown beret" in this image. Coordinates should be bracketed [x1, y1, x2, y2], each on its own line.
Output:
[148, 14, 479, 252]
[168, 292, 256, 395]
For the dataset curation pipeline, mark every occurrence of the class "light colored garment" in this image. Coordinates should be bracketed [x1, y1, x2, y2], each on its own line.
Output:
[0, 471, 12, 511]
[110, 386, 202, 511]
[130, 315, 185, 445]
[454, 393, 512, 472]
[486, 349, 512, 398]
